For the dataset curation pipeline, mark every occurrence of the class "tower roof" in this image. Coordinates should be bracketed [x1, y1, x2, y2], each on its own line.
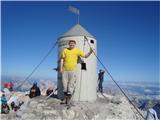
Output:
[59, 24, 95, 39]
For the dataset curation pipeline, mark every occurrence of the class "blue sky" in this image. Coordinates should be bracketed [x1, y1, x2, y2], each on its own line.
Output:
[2, 1, 159, 83]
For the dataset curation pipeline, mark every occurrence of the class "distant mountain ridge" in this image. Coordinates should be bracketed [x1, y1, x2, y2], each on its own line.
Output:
[1, 75, 159, 111]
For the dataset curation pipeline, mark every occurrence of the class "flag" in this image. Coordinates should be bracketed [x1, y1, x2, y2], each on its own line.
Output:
[68, 6, 80, 15]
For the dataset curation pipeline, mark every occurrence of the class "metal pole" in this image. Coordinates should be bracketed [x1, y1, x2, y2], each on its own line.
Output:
[78, 14, 80, 24]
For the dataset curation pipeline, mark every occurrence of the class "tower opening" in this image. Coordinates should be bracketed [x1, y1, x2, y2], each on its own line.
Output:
[81, 63, 87, 70]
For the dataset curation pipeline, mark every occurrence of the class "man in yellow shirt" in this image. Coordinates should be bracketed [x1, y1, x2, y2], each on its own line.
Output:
[60, 40, 93, 104]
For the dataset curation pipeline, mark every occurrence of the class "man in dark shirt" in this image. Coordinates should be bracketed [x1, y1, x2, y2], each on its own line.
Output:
[29, 82, 41, 98]
[98, 69, 105, 93]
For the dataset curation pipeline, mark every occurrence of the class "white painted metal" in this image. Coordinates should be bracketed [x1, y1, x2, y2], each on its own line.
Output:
[57, 24, 97, 102]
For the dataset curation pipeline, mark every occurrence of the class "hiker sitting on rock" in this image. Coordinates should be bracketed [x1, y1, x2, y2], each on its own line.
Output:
[7, 92, 24, 112]
[29, 82, 41, 98]
[3, 81, 14, 92]
[10, 101, 24, 112]
[46, 86, 54, 96]
[46, 86, 58, 98]
[1, 93, 10, 114]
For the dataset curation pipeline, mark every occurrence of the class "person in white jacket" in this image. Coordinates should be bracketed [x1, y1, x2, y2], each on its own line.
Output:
[146, 103, 160, 120]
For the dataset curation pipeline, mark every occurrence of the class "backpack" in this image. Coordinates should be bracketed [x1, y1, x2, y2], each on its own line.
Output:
[1, 103, 10, 114]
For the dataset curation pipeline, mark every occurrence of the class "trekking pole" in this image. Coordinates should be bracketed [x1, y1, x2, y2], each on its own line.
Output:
[45, 91, 55, 100]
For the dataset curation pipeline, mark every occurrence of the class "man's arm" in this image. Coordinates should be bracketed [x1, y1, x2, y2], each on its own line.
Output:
[84, 48, 93, 58]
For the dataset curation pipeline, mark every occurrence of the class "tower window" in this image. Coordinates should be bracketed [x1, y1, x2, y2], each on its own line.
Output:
[90, 40, 94, 44]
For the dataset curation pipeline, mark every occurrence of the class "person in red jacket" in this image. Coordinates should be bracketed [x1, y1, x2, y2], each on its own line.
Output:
[9, 81, 14, 91]
[3, 82, 9, 89]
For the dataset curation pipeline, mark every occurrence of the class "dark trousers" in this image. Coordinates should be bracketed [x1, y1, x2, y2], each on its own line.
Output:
[98, 80, 103, 93]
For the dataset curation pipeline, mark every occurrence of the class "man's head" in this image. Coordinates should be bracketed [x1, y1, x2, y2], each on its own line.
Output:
[99, 69, 104, 73]
[68, 40, 76, 49]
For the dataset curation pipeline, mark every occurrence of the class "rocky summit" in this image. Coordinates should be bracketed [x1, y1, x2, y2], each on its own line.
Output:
[1, 93, 146, 120]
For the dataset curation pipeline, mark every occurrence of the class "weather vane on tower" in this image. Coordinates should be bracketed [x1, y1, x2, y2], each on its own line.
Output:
[68, 6, 80, 24]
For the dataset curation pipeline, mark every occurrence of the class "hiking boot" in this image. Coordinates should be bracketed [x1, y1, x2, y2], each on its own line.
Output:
[60, 100, 66, 104]
[60, 98, 67, 104]
[67, 91, 72, 96]
[60, 95, 67, 104]
[65, 101, 75, 110]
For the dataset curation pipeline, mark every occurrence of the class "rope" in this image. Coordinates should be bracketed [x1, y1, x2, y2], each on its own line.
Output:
[84, 36, 145, 120]
[15, 41, 58, 91]
[14, 35, 144, 119]
[99, 92, 140, 119]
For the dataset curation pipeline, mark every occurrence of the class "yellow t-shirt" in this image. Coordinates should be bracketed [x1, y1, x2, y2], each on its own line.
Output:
[61, 48, 85, 70]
